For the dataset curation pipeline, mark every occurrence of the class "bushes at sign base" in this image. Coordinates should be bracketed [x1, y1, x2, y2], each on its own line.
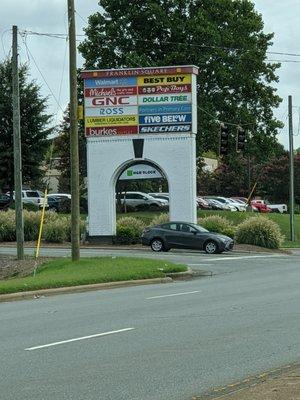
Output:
[116, 217, 145, 244]
[197, 215, 236, 238]
[235, 216, 284, 249]
[150, 213, 169, 226]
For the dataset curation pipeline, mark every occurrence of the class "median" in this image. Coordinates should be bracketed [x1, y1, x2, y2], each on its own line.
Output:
[0, 257, 187, 297]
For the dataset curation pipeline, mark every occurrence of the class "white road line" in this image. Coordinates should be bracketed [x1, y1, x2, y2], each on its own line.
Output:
[25, 327, 135, 351]
[188, 263, 213, 266]
[146, 290, 200, 300]
[201, 255, 285, 261]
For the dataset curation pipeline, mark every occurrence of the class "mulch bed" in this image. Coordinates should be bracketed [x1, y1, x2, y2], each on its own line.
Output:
[0, 256, 47, 279]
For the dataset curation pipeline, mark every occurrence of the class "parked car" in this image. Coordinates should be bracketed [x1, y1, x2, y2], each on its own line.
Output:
[203, 197, 236, 211]
[250, 200, 271, 213]
[148, 193, 170, 202]
[251, 199, 286, 213]
[117, 191, 168, 211]
[0, 194, 11, 210]
[141, 221, 234, 254]
[46, 194, 72, 212]
[207, 196, 246, 212]
[6, 190, 47, 207]
[196, 197, 211, 210]
[204, 198, 231, 211]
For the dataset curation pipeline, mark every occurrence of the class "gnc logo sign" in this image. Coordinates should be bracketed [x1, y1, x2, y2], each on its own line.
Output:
[92, 96, 131, 106]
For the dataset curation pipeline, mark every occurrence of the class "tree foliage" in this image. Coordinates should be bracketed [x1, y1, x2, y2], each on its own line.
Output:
[79, 0, 283, 159]
[54, 107, 87, 193]
[0, 60, 52, 192]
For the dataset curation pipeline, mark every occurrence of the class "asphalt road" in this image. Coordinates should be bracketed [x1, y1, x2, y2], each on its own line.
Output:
[0, 249, 299, 400]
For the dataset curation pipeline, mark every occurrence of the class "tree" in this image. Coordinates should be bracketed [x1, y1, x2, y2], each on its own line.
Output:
[0, 60, 52, 192]
[258, 153, 300, 204]
[79, 0, 283, 159]
[54, 107, 87, 194]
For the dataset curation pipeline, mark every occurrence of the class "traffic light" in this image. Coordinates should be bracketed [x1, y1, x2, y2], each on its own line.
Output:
[219, 123, 229, 155]
[236, 126, 246, 152]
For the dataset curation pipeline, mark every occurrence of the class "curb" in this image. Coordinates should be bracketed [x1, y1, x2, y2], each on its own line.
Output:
[0, 277, 173, 303]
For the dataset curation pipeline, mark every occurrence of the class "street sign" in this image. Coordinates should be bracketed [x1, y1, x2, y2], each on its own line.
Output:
[119, 164, 162, 180]
[81, 65, 198, 137]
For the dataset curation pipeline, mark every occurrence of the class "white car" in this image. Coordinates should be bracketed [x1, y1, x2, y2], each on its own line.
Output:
[116, 191, 168, 210]
[7, 190, 47, 207]
[205, 196, 240, 211]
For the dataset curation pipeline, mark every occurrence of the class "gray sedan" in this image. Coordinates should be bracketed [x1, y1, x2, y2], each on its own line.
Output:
[141, 221, 234, 254]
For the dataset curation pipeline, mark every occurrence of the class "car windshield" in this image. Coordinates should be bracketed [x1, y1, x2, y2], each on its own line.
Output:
[190, 223, 209, 233]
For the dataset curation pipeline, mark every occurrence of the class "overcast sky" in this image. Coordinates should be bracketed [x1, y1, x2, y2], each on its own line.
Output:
[0, 0, 299, 149]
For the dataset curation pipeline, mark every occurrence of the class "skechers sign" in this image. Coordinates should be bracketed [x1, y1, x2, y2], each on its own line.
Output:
[81, 65, 198, 137]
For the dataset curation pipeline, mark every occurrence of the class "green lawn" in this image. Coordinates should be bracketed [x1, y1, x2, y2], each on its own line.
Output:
[117, 210, 300, 248]
[0, 257, 187, 295]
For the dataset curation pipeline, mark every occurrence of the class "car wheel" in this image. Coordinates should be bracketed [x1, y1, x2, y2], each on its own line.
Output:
[204, 240, 219, 254]
[150, 238, 165, 252]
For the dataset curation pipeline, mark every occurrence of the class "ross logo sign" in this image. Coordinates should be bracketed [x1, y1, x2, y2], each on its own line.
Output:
[119, 164, 163, 180]
[81, 65, 198, 137]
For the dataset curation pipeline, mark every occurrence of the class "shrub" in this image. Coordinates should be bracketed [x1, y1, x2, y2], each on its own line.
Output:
[23, 210, 42, 241]
[197, 215, 236, 238]
[0, 210, 16, 241]
[235, 216, 284, 249]
[150, 213, 169, 226]
[43, 217, 70, 243]
[9, 202, 39, 212]
[116, 217, 145, 244]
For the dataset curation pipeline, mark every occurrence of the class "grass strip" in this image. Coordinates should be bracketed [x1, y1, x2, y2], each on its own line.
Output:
[0, 257, 187, 295]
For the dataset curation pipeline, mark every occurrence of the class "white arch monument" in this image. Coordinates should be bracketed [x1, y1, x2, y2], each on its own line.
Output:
[81, 65, 198, 242]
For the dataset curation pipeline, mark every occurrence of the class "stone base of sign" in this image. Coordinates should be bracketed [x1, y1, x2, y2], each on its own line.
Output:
[87, 235, 114, 244]
[87, 133, 197, 238]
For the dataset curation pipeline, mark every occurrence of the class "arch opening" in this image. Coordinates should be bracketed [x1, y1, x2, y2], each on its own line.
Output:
[113, 159, 169, 216]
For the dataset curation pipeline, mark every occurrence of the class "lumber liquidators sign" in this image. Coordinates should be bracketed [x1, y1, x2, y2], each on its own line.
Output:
[81, 66, 198, 137]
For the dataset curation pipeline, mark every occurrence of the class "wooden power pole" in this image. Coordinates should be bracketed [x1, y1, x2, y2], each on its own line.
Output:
[288, 95, 295, 241]
[12, 25, 24, 260]
[67, 0, 80, 260]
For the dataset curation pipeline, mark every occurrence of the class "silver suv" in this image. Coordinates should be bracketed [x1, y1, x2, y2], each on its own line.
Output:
[117, 191, 168, 211]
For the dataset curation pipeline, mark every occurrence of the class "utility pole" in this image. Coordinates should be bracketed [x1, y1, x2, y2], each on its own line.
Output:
[12, 25, 24, 260]
[67, 0, 80, 260]
[288, 95, 295, 241]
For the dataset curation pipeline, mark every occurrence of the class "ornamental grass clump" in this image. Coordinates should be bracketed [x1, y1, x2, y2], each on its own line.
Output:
[0, 210, 16, 241]
[116, 217, 146, 244]
[197, 215, 236, 238]
[235, 216, 284, 249]
[151, 213, 169, 226]
[43, 216, 70, 243]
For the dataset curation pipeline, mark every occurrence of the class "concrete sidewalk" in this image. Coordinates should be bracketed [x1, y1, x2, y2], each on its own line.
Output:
[197, 364, 300, 400]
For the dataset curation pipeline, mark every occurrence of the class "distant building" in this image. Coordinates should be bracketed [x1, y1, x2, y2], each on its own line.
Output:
[42, 158, 61, 193]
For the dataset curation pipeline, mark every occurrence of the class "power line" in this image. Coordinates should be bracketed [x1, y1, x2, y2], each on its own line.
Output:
[18, 29, 300, 59]
[19, 35, 65, 113]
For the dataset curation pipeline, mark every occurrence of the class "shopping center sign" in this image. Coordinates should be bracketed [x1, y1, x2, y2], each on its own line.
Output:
[81, 66, 198, 137]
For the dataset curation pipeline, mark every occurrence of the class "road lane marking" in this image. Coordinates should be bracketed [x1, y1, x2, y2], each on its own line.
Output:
[146, 290, 200, 300]
[25, 327, 135, 351]
[201, 255, 285, 261]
